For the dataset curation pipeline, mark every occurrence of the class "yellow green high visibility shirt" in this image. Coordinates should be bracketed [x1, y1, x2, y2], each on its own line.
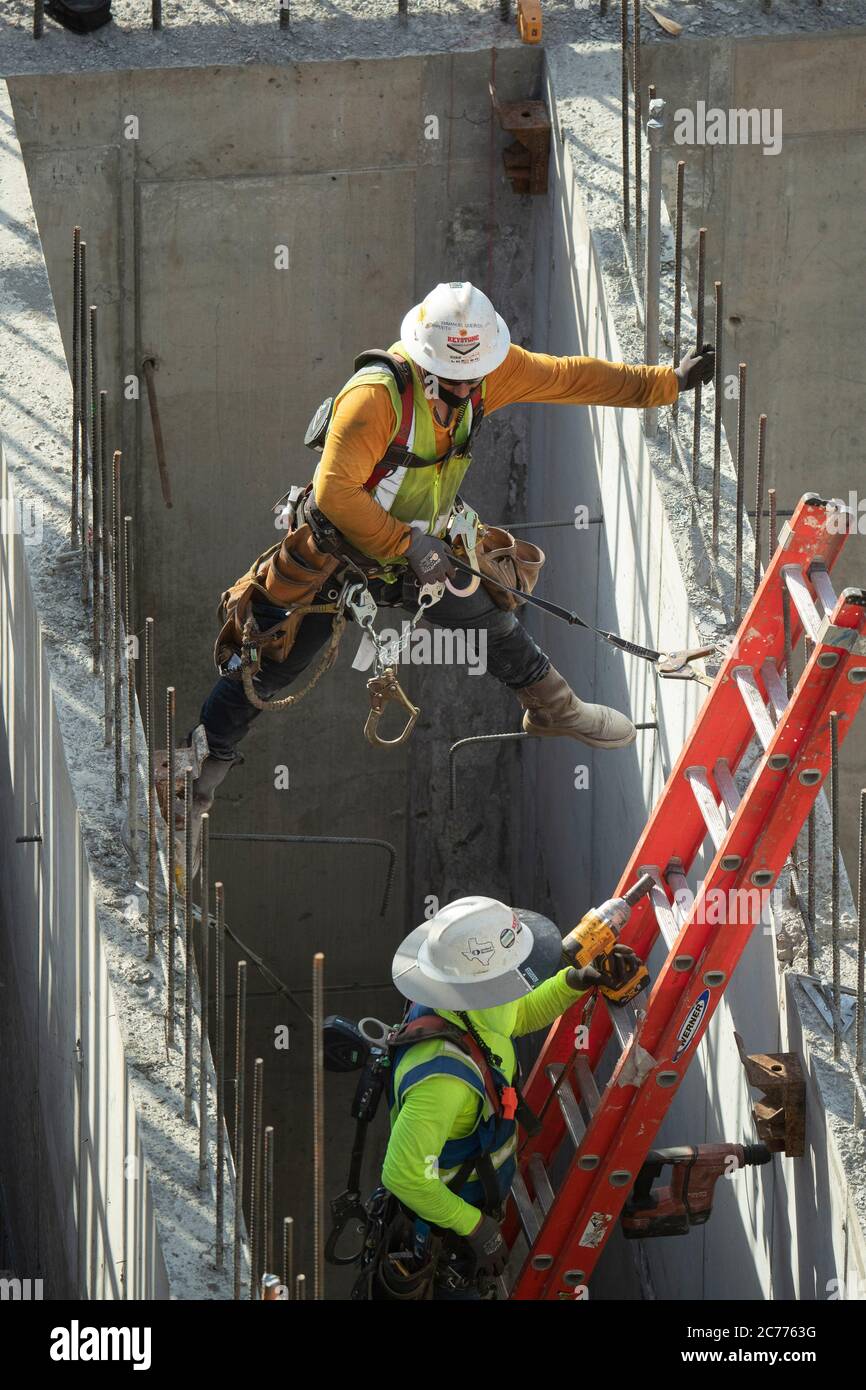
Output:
[312, 342, 678, 562]
[381, 968, 586, 1238]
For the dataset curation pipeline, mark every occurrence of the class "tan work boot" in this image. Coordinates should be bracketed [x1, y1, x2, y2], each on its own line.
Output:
[516, 665, 636, 750]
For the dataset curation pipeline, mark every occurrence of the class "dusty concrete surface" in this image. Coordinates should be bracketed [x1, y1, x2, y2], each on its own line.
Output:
[4, 0, 866, 78]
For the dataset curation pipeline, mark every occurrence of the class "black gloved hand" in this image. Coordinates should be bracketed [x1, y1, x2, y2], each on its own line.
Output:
[405, 530, 455, 586]
[466, 1213, 508, 1276]
[676, 342, 715, 392]
[566, 963, 603, 991]
[598, 943, 642, 991]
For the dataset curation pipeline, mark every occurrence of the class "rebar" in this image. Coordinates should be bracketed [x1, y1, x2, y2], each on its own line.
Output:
[500, 0, 510, 19]
[768, 488, 778, 561]
[215, 879, 226, 1268]
[112, 453, 123, 799]
[199, 815, 210, 1190]
[671, 163, 684, 429]
[209, 832, 395, 917]
[313, 952, 325, 1301]
[101, 394, 112, 740]
[632, 1, 642, 288]
[858, 790, 865, 1076]
[71, 229, 81, 546]
[233, 960, 247, 1300]
[152, 0, 162, 30]
[753, 414, 767, 594]
[620, 0, 630, 233]
[166, 687, 176, 1045]
[296, 1274, 306, 1301]
[712, 281, 723, 558]
[691, 228, 707, 486]
[79, 242, 90, 606]
[830, 711, 841, 1061]
[34, 1, 44, 39]
[644, 99, 665, 440]
[90, 309, 101, 682]
[145, 619, 156, 959]
[733, 363, 747, 622]
[250, 1057, 264, 1300]
[184, 768, 194, 1123]
[280, 0, 291, 28]
[282, 1217, 294, 1298]
[123, 517, 139, 869]
[141, 358, 173, 509]
[264, 1127, 274, 1279]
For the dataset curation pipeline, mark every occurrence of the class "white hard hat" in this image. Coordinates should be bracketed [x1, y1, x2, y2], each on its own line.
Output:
[392, 896, 560, 1011]
[400, 282, 511, 380]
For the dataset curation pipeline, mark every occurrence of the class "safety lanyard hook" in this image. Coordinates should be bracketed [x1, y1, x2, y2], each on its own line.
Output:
[364, 667, 420, 748]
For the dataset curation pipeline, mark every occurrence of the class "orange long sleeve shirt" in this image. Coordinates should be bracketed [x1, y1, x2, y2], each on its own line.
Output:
[312, 343, 678, 561]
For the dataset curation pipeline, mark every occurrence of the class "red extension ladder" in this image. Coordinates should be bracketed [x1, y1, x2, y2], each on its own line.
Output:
[505, 493, 866, 1299]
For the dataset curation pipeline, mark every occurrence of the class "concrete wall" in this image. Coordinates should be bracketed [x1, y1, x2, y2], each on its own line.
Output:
[540, 40, 865, 1301]
[641, 28, 866, 878]
[8, 50, 543, 1293]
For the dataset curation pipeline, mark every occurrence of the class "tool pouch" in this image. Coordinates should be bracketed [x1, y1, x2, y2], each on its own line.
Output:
[214, 523, 341, 675]
[476, 525, 545, 612]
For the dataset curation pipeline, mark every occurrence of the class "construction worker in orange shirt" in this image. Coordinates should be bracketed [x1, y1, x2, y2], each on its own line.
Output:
[171, 282, 713, 868]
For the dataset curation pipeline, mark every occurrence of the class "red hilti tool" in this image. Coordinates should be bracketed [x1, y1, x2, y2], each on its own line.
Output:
[622, 1142, 772, 1238]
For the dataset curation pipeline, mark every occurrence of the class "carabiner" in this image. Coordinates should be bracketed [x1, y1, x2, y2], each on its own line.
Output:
[364, 667, 420, 748]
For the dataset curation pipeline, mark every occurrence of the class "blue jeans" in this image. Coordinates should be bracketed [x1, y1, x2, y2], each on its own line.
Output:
[200, 578, 550, 760]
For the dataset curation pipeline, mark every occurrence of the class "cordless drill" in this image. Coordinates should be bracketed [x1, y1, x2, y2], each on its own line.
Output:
[561, 874, 655, 1006]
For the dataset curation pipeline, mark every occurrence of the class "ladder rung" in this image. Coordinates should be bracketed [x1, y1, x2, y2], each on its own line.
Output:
[761, 658, 789, 721]
[713, 757, 741, 817]
[664, 863, 691, 928]
[810, 563, 837, 616]
[733, 666, 776, 751]
[783, 565, 823, 643]
[528, 1153, 555, 1215]
[546, 1064, 587, 1145]
[510, 1171, 541, 1244]
[685, 766, 727, 848]
[640, 864, 679, 949]
[606, 999, 638, 1053]
[573, 1055, 601, 1117]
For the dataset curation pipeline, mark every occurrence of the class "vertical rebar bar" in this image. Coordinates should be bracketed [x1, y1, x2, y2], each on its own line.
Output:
[295, 1274, 306, 1301]
[152, 0, 162, 29]
[184, 768, 194, 1123]
[145, 619, 156, 960]
[264, 1127, 274, 1278]
[250, 1057, 264, 1300]
[101, 393, 112, 739]
[712, 281, 723, 559]
[34, 0, 44, 40]
[112, 452, 123, 799]
[671, 163, 684, 429]
[830, 710, 841, 1061]
[768, 488, 778, 561]
[733, 362, 747, 622]
[90, 310, 101, 679]
[282, 1217, 294, 1299]
[753, 414, 767, 594]
[215, 880, 226, 1269]
[71, 229, 80, 546]
[233, 960, 247, 1301]
[858, 790, 865, 1076]
[620, 0, 630, 234]
[166, 687, 176, 1046]
[313, 952, 325, 1301]
[644, 99, 665, 440]
[199, 815, 210, 1190]
[123, 516, 138, 869]
[692, 229, 707, 486]
[632, 1, 642, 289]
[79, 242, 90, 605]
[280, 0, 291, 29]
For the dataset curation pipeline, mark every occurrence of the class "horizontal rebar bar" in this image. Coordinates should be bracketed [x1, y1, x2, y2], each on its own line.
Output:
[209, 832, 395, 917]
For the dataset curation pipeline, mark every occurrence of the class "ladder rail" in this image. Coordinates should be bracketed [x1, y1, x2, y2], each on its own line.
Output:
[512, 583, 866, 1299]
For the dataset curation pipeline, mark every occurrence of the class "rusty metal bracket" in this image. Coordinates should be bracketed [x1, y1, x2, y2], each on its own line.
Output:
[734, 1031, 805, 1157]
[489, 84, 550, 196]
[516, 0, 542, 44]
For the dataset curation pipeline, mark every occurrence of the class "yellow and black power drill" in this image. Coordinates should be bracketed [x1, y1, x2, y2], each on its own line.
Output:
[561, 874, 655, 1006]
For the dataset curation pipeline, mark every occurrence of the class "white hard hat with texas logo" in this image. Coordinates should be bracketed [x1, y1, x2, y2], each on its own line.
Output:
[392, 895, 564, 1010]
